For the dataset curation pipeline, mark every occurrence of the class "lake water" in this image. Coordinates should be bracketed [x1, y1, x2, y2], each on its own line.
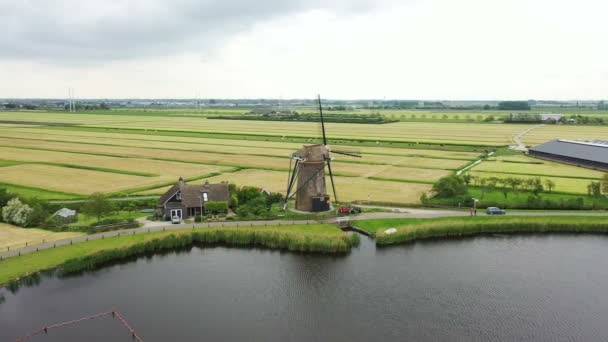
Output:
[2, 235, 608, 341]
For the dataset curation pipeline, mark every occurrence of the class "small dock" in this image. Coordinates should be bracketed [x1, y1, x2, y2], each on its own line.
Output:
[336, 217, 373, 237]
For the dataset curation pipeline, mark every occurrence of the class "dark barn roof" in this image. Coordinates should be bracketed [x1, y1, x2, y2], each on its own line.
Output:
[160, 178, 230, 207]
[529, 139, 608, 165]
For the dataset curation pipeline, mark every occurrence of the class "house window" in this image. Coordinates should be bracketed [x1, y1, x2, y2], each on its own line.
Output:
[202, 192, 208, 202]
[176, 192, 181, 200]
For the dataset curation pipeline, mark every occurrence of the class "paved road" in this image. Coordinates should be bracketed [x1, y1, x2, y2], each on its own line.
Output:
[2, 207, 607, 261]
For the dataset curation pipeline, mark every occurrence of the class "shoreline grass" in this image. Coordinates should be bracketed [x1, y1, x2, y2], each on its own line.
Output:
[355, 216, 608, 245]
[0, 224, 358, 287]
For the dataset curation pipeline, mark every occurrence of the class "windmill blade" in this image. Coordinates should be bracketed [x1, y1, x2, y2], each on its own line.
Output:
[331, 150, 362, 158]
[284, 159, 300, 206]
[287, 165, 324, 201]
[318, 94, 327, 146]
[326, 158, 338, 204]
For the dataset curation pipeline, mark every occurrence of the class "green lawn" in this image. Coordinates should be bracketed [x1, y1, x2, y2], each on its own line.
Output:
[0, 224, 350, 286]
[355, 216, 608, 245]
[68, 210, 148, 227]
[428, 187, 608, 210]
[0, 183, 82, 200]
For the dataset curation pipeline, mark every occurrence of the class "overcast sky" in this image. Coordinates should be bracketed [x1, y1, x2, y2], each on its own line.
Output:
[1, 0, 607, 100]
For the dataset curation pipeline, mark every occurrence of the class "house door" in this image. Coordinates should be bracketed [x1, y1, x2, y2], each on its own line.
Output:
[170, 209, 182, 219]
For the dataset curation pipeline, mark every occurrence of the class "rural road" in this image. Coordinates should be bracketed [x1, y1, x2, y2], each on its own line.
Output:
[511, 124, 544, 151]
[2, 207, 608, 260]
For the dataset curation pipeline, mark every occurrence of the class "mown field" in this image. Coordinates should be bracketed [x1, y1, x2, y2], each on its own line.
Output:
[0, 223, 83, 251]
[467, 154, 605, 195]
[0, 118, 475, 204]
[0, 110, 603, 205]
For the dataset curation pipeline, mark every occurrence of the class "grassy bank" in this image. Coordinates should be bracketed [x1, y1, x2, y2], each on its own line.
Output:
[0, 224, 357, 287]
[355, 216, 608, 245]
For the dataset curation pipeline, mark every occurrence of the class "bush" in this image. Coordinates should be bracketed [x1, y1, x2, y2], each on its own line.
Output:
[2, 198, 33, 226]
[194, 214, 203, 223]
[432, 175, 467, 198]
[205, 201, 228, 213]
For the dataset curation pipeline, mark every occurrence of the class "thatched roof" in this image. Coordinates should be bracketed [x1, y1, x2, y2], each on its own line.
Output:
[160, 178, 230, 208]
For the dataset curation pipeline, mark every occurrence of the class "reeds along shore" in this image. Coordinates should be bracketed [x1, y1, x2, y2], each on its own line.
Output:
[61, 228, 360, 275]
[374, 217, 608, 245]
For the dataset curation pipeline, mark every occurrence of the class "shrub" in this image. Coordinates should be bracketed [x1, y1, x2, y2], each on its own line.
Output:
[2, 198, 33, 226]
[432, 175, 467, 198]
[205, 201, 228, 213]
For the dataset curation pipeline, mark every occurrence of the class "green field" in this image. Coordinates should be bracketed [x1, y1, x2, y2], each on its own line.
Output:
[355, 216, 608, 245]
[467, 154, 605, 195]
[0, 110, 603, 205]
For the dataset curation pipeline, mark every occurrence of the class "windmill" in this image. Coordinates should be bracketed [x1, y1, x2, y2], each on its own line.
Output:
[283, 95, 361, 212]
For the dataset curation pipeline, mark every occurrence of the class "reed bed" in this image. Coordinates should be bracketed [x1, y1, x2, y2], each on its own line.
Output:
[366, 217, 608, 245]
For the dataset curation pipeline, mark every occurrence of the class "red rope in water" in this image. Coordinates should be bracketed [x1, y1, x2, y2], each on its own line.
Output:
[15, 309, 143, 341]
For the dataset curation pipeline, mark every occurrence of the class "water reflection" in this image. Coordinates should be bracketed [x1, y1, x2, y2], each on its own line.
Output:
[2, 235, 608, 341]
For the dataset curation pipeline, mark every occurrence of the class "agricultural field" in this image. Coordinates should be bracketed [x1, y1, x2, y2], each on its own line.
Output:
[0, 110, 602, 205]
[471, 156, 604, 179]
[0, 111, 527, 145]
[0, 223, 83, 251]
[521, 125, 608, 146]
[467, 154, 604, 195]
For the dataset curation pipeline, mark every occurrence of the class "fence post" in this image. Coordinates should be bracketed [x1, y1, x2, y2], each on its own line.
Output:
[25, 242, 28, 247]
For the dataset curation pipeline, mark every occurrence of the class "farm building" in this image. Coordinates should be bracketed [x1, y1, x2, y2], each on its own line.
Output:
[157, 177, 230, 220]
[528, 139, 608, 171]
[52, 208, 77, 224]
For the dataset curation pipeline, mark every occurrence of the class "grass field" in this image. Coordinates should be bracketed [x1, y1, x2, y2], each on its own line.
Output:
[354, 216, 608, 245]
[0, 223, 83, 251]
[0, 111, 526, 145]
[0, 110, 602, 205]
[522, 125, 608, 146]
[467, 154, 604, 195]
[468, 171, 593, 194]
[471, 156, 604, 179]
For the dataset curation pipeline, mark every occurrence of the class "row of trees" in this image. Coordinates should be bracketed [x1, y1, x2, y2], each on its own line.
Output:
[432, 173, 608, 201]
[587, 176, 608, 197]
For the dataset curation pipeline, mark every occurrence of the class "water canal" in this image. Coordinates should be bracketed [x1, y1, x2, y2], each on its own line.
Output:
[2, 235, 608, 341]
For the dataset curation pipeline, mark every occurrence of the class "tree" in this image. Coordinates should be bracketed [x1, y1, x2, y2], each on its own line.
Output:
[530, 177, 544, 195]
[462, 174, 472, 185]
[544, 179, 556, 193]
[503, 177, 522, 192]
[602, 174, 608, 195]
[432, 175, 467, 198]
[2, 198, 33, 226]
[81, 193, 114, 222]
[588, 181, 602, 197]
[498, 101, 531, 110]
[0, 188, 15, 209]
[123, 202, 137, 216]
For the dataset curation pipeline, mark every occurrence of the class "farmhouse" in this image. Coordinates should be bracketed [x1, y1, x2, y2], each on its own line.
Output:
[528, 139, 608, 171]
[157, 177, 230, 220]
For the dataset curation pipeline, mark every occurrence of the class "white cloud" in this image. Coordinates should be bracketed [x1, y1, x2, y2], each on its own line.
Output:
[1, 0, 607, 99]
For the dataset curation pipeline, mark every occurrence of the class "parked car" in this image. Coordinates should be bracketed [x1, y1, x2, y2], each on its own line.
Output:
[486, 207, 506, 215]
[337, 205, 362, 215]
[171, 216, 181, 224]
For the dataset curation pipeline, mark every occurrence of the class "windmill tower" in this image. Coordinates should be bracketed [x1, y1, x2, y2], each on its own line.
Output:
[284, 95, 361, 212]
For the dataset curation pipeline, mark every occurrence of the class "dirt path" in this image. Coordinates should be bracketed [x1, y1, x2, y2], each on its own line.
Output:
[511, 124, 544, 151]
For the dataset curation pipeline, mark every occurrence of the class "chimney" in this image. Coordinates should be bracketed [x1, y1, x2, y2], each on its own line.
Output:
[178, 177, 185, 186]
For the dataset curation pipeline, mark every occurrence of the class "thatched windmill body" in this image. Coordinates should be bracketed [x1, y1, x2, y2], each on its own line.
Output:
[284, 96, 361, 212]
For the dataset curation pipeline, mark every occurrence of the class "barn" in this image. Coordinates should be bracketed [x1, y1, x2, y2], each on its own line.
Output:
[528, 139, 608, 171]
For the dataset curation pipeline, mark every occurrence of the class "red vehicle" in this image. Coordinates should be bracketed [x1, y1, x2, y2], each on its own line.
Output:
[337, 205, 362, 215]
